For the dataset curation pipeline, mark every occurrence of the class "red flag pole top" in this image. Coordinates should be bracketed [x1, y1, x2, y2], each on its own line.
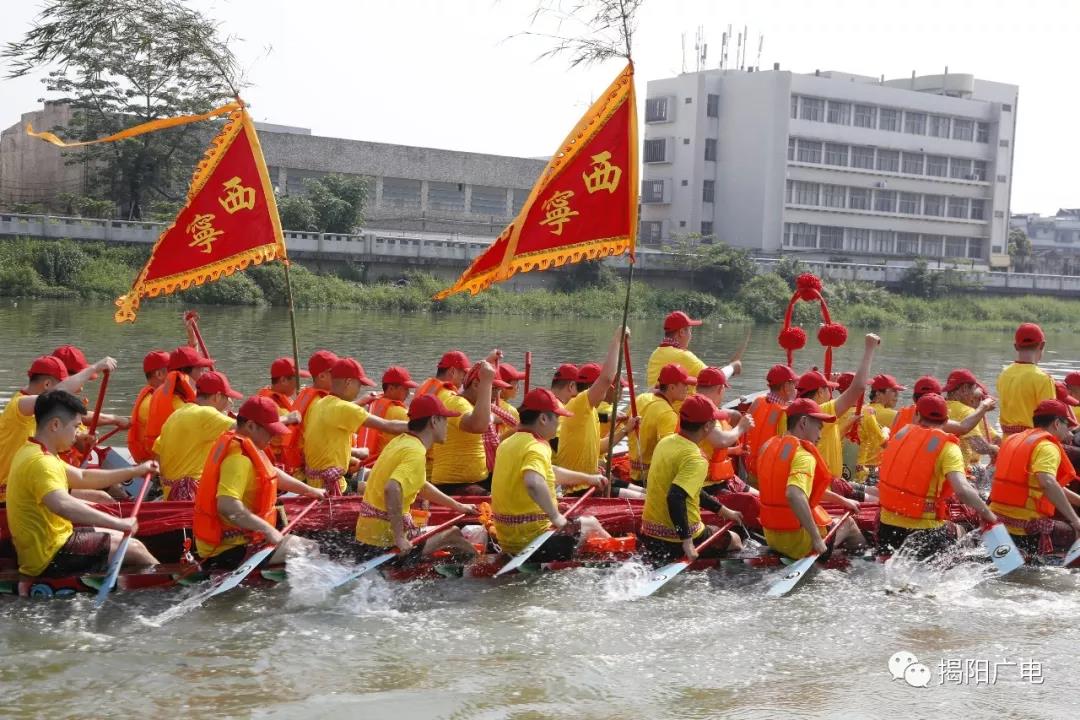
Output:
[435, 62, 638, 299]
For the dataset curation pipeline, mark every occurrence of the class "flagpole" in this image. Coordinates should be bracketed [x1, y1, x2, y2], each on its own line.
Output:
[604, 260, 635, 497]
[283, 261, 303, 392]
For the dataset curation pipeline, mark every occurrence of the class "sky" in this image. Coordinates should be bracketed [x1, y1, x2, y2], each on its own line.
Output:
[1, 0, 1078, 214]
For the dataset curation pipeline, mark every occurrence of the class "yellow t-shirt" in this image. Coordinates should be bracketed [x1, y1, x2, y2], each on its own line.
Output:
[0, 392, 36, 502]
[946, 400, 998, 465]
[7, 441, 73, 576]
[196, 449, 259, 558]
[555, 391, 601, 475]
[646, 346, 706, 390]
[815, 399, 844, 479]
[491, 431, 557, 554]
[990, 440, 1061, 532]
[431, 394, 487, 485]
[302, 395, 369, 492]
[362, 401, 409, 464]
[642, 434, 708, 543]
[997, 363, 1055, 431]
[880, 441, 966, 530]
[857, 403, 898, 468]
[636, 396, 679, 475]
[355, 434, 428, 547]
[764, 447, 828, 560]
[153, 403, 235, 499]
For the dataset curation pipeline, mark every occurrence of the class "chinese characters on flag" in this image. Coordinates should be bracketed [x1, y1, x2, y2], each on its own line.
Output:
[435, 62, 638, 299]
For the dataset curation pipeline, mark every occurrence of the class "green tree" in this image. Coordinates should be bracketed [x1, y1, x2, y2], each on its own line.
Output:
[898, 259, 970, 299]
[662, 233, 757, 294]
[3, 0, 241, 220]
[1008, 227, 1032, 273]
[773, 255, 810, 288]
[277, 195, 319, 232]
[552, 259, 619, 292]
[304, 175, 369, 234]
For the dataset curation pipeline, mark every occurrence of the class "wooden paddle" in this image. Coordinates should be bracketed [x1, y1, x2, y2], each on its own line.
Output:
[980, 521, 1024, 577]
[184, 310, 212, 360]
[495, 487, 596, 576]
[622, 337, 639, 424]
[86, 369, 110, 437]
[628, 521, 736, 599]
[766, 512, 852, 598]
[329, 513, 467, 590]
[524, 351, 532, 395]
[92, 472, 151, 609]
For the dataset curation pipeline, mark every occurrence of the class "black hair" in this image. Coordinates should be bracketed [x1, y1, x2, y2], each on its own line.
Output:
[798, 389, 817, 399]
[551, 379, 575, 393]
[28, 373, 58, 384]
[177, 366, 195, 375]
[681, 420, 706, 433]
[435, 367, 451, 379]
[1033, 414, 1060, 429]
[408, 416, 432, 432]
[788, 413, 808, 428]
[519, 409, 558, 426]
[868, 389, 883, 402]
[575, 381, 592, 393]
[235, 414, 251, 429]
[34, 390, 87, 426]
[658, 384, 672, 393]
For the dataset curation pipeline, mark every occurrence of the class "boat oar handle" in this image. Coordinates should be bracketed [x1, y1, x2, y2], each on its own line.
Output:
[681, 520, 734, 561]
[808, 511, 853, 558]
[86, 369, 110, 437]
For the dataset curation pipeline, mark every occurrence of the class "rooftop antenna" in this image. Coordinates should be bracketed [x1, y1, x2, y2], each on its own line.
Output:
[741, 24, 748, 69]
[736, 31, 743, 71]
[695, 25, 707, 72]
[681, 32, 686, 74]
[756, 33, 764, 70]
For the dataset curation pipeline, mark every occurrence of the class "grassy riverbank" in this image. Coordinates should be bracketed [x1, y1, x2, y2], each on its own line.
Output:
[0, 237, 1075, 331]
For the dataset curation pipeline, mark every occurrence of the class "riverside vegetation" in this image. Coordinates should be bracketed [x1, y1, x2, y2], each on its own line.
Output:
[0, 237, 1075, 332]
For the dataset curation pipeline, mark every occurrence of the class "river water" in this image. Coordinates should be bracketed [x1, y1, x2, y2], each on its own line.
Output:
[1, 300, 1078, 718]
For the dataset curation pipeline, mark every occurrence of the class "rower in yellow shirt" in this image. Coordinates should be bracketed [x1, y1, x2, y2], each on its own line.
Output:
[942, 369, 1000, 467]
[632, 364, 697, 484]
[430, 361, 503, 495]
[997, 322, 1055, 436]
[646, 311, 708, 390]
[856, 374, 903, 481]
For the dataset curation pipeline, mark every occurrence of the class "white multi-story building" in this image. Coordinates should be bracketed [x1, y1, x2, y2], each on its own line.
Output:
[640, 67, 1018, 269]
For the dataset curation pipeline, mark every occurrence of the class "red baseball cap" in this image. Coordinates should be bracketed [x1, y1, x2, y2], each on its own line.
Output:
[679, 394, 724, 423]
[663, 311, 703, 333]
[1055, 381, 1080, 407]
[797, 369, 839, 393]
[696, 366, 729, 388]
[438, 350, 471, 372]
[28, 355, 68, 380]
[237, 396, 290, 436]
[870, 374, 906, 392]
[408, 393, 461, 420]
[307, 350, 339, 377]
[331, 357, 376, 386]
[553, 363, 580, 383]
[521, 388, 573, 416]
[498, 363, 527, 383]
[942, 369, 979, 393]
[658, 363, 697, 386]
[382, 366, 418, 388]
[576, 363, 602, 384]
[785, 398, 836, 422]
[270, 356, 312, 379]
[916, 393, 949, 422]
[465, 362, 511, 389]
[1034, 399, 1079, 427]
[1066, 371, 1080, 387]
[51, 345, 88, 374]
[1015, 323, 1045, 348]
[195, 370, 243, 399]
[766, 364, 798, 386]
[142, 350, 170, 374]
[913, 375, 943, 396]
[169, 346, 214, 371]
[836, 372, 856, 392]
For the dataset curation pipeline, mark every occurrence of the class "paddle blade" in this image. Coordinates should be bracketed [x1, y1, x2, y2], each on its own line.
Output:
[92, 535, 133, 609]
[495, 529, 555, 577]
[765, 554, 817, 598]
[628, 558, 691, 599]
[981, 523, 1024, 577]
[1065, 538, 1080, 568]
[330, 551, 396, 590]
[201, 547, 275, 601]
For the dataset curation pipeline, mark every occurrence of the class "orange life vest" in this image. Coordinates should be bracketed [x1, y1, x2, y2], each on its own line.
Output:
[145, 371, 195, 447]
[891, 405, 917, 435]
[989, 428, 1077, 518]
[357, 396, 403, 468]
[193, 431, 278, 548]
[416, 377, 456, 398]
[257, 387, 295, 466]
[745, 397, 785, 475]
[707, 418, 735, 482]
[282, 386, 328, 471]
[758, 435, 833, 531]
[878, 424, 958, 520]
[126, 385, 156, 463]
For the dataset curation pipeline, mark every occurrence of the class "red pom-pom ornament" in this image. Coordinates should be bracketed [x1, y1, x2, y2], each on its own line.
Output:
[817, 322, 848, 348]
[795, 273, 824, 301]
[778, 326, 808, 351]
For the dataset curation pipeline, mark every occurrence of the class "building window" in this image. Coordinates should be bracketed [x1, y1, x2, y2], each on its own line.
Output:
[848, 228, 870, 252]
[904, 112, 927, 135]
[945, 237, 967, 257]
[1002, 103, 1012, 112]
[381, 177, 423, 209]
[952, 118, 974, 141]
[994, 210, 1006, 219]
[899, 192, 920, 214]
[968, 238, 984, 259]
[707, 94, 720, 117]
[999, 139, 1010, 148]
[800, 97, 824, 122]
[973, 161, 988, 181]
[643, 138, 668, 163]
[853, 104, 876, 128]
[685, 97, 693, 104]
[827, 101, 850, 124]
[896, 232, 919, 255]
[824, 143, 848, 166]
[923, 195, 945, 216]
[702, 180, 715, 203]
[471, 185, 508, 215]
[879, 107, 900, 131]
[428, 181, 466, 212]
[871, 229, 894, 254]
[950, 158, 972, 180]
[645, 97, 670, 122]
[820, 226, 844, 249]
[794, 181, 820, 205]
[927, 155, 948, 177]
[977, 122, 990, 143]
[902, 153, 925, 175]
[970, 199, 986, 220]
[874, 190, 897, 213]
[680, 179, 688, 186]
[928, 115, 951, 138]
[790, 223, 817, 248]
[683, 138, 690, 144]
[640, 220, 663, 244]
[922, 235, 944, 257]
[790, 95, 799, 119]
[679, 221, 686, 227]
[851, 146, 875, 169]
[996, 174, 1008, 182]
[796, 140, 822, 163]
[821, 184, 846, 208]
[948, 197, 968, 219]
[700, 221, 713, 237]
[641, 179, 667, 203]
[787, 137, 796, 161]
[704, 138, 718, 161]
[876, 150, 899, 173]
[848, 187, 871, 210]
